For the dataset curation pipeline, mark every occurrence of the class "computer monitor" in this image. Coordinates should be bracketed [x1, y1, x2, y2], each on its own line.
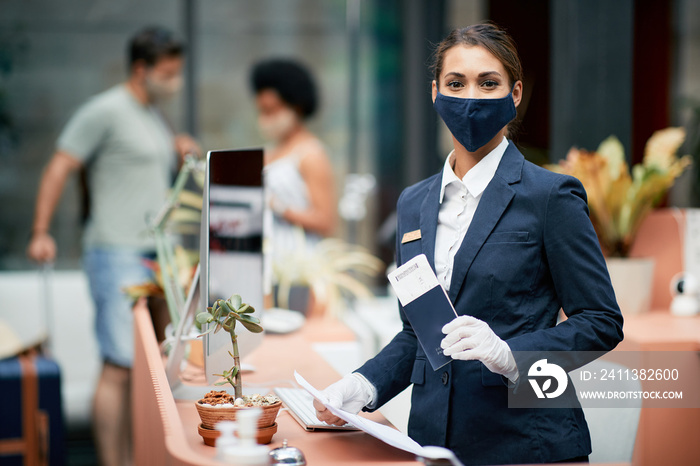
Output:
[200, 148, 266, 385]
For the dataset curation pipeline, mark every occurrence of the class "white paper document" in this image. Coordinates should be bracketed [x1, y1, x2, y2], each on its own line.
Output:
[388, 254, 441, 307]
[293, 371, 428, 456]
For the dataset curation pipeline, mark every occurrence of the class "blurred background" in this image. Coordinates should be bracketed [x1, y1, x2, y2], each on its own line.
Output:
[1, 0, 700, 464]
[2, 0, 699, 272]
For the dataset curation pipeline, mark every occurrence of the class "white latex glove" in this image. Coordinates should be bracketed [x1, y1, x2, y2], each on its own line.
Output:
[312, 373, 375, 426]
[441, 315, 519, 383]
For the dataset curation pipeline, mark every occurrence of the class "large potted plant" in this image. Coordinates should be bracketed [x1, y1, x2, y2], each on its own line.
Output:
[547, 127, 691, 314]
[273, 235, 385, 318]
[193, 294, 281, 445]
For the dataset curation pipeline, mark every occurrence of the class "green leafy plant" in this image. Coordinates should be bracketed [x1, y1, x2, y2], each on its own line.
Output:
[195, 294, 263, 398]
[273, 231, 385, 317]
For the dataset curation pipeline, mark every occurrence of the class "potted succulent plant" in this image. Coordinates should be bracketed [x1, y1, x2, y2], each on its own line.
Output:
[193, 294, 281, 445]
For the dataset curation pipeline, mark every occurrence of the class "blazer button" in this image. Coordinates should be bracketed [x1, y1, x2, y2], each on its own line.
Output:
[441, 371, 449, 385]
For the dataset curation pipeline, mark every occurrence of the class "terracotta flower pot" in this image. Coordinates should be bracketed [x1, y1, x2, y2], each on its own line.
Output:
[197, 422, 278, 446]
[195, 400, 282, 430]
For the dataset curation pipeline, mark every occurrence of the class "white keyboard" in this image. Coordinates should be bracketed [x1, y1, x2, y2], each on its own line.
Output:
[274, 387, 357, 431]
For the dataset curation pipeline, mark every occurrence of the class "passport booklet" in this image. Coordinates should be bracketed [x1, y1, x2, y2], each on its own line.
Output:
[387, 254, 458, 370]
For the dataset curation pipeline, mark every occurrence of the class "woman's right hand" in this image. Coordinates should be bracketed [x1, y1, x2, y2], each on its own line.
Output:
[27, 232, 57, 263]
[312, 373, 375, 426]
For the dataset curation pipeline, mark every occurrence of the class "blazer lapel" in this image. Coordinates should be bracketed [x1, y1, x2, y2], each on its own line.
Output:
[447, 143, 524, 301]
[419, 175, 442, 273]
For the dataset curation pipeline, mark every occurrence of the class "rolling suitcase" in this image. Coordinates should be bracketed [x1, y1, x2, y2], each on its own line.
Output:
[0, 352, 65, 465]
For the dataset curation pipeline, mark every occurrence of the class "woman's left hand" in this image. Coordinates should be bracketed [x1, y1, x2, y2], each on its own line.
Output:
[269, 195, 289, 217]
[441, 315, 519, 382]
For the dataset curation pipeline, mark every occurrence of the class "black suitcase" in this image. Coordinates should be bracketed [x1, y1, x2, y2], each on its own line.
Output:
[0, 353, 65, 465]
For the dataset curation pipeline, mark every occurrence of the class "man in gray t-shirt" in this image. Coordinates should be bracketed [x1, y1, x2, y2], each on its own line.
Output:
[57, 83, 175, 250]
[27, 27, 199, 466]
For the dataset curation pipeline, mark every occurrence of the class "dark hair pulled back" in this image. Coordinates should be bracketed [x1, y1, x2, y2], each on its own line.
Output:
[431, 22, 523, 89]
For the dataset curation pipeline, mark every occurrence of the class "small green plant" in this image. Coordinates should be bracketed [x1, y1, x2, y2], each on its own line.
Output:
[196, 294, 263, 399]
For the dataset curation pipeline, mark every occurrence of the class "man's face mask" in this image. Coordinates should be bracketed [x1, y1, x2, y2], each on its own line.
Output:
[145, 71, 183, 102]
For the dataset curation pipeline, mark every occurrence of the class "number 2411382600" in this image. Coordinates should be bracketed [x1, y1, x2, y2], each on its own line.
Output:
[579, 368, 679, 381]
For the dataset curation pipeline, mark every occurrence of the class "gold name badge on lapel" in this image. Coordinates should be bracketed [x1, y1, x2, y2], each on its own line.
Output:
[401, 229, 422, 244]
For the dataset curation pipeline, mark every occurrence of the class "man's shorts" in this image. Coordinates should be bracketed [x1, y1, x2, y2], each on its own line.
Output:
[83, 247, 155, 368]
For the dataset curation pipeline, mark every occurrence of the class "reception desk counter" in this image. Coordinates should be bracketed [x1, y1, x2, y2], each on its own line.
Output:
[132, 299, 418, 465]
[619, 312, 700, 351]
[133, 298, 635, 465]
[617, 312, 700, 465]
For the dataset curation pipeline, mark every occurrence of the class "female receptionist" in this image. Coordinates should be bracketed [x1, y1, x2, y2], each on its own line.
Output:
[314, 23, 623, 465]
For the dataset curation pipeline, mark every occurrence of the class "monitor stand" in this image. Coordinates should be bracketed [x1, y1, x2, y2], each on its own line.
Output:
[166, 265, 208, 400]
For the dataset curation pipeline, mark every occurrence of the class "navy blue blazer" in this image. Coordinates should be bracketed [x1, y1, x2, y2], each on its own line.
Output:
[357, 142, 624, 465]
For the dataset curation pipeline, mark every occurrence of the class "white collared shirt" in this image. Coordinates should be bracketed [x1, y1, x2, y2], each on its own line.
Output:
[435, 137, 508, 291]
